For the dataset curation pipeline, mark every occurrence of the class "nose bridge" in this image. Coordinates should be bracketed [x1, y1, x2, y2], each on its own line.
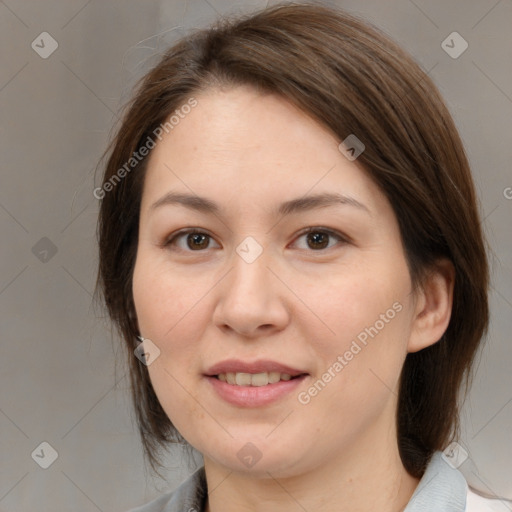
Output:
[213, 236, 288, 335]
[228, 236, 273, 302]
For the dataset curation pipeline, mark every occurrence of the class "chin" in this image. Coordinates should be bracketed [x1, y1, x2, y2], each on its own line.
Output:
[198, 431, 321, 478]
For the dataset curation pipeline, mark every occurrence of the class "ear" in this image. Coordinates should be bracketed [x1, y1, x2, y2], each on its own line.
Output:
[407, 259, 455, 353]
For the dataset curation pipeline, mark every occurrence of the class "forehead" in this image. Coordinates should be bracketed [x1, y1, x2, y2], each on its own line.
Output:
[140, 85, 387, 217]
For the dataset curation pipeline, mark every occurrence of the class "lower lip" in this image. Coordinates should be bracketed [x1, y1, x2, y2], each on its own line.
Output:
[205, 375, 308, 407]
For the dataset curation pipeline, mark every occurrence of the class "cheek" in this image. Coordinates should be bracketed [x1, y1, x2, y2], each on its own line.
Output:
[301, 264, 411, 359]
[132, 252, 208, 346]
[297, 263, 412, 416]
[133, 258, 210, 435]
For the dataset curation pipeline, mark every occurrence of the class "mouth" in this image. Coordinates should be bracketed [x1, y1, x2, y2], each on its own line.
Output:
[204, 359, 308, 383]
[204, 359, 309, 407]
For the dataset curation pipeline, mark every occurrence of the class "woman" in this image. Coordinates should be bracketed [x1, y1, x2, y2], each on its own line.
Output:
[95, 3, 504, 511]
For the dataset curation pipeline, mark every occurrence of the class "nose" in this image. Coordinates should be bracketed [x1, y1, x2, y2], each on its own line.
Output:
[212, 246, 290, 339]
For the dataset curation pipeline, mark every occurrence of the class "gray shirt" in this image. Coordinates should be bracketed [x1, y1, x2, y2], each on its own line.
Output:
[126, 451, 468, 512]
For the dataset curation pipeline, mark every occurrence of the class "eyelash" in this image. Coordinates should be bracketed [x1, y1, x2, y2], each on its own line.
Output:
[162, 226, 349, 253]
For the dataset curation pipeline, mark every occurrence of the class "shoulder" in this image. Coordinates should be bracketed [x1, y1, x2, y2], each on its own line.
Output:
[465, 487, 512, 512]
[123, 467, 207, 512]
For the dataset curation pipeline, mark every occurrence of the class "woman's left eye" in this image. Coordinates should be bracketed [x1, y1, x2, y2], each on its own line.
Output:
[292, 227, 347, 251]
[163, 227, 347, 253]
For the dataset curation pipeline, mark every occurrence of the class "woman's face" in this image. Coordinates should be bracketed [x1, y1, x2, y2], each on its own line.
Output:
[132, 85, 420, 477]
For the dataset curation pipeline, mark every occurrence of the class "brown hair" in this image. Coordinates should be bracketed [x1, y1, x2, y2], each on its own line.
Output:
[95, 1, 489, 478]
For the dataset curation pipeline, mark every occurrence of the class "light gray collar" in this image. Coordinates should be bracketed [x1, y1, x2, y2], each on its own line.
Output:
[404, 451, 468, 511]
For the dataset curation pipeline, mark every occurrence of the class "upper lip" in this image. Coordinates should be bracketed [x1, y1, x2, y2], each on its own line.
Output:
[204, 359, 308, 377]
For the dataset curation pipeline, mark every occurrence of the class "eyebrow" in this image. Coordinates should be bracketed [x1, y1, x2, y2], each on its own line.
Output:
[149, 191, 370, 216]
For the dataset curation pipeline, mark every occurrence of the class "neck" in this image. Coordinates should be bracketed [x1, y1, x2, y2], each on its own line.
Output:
[203, 427, 420, 512]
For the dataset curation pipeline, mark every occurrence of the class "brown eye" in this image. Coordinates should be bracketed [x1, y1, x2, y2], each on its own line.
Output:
[306, 231, 329, 250]
[294, 227, 347, 251]
[186, 232, 210, 250]
[165, 229, 220, 252]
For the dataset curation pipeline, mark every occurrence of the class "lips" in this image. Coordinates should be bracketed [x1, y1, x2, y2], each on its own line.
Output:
[204, 359, 309, 407]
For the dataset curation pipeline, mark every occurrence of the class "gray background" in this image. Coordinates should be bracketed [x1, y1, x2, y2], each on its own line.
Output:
[1, 0, 511, 510]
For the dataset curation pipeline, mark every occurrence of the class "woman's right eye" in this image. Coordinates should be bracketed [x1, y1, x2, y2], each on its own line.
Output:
[164, 229, 220, 252]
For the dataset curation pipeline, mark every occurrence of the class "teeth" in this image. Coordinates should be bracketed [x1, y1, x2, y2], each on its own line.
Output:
[268, 371, 281, 384]
[217, 371, 298, 386]
[235, 373, 252, 386]
[251, 373, 270, 387]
